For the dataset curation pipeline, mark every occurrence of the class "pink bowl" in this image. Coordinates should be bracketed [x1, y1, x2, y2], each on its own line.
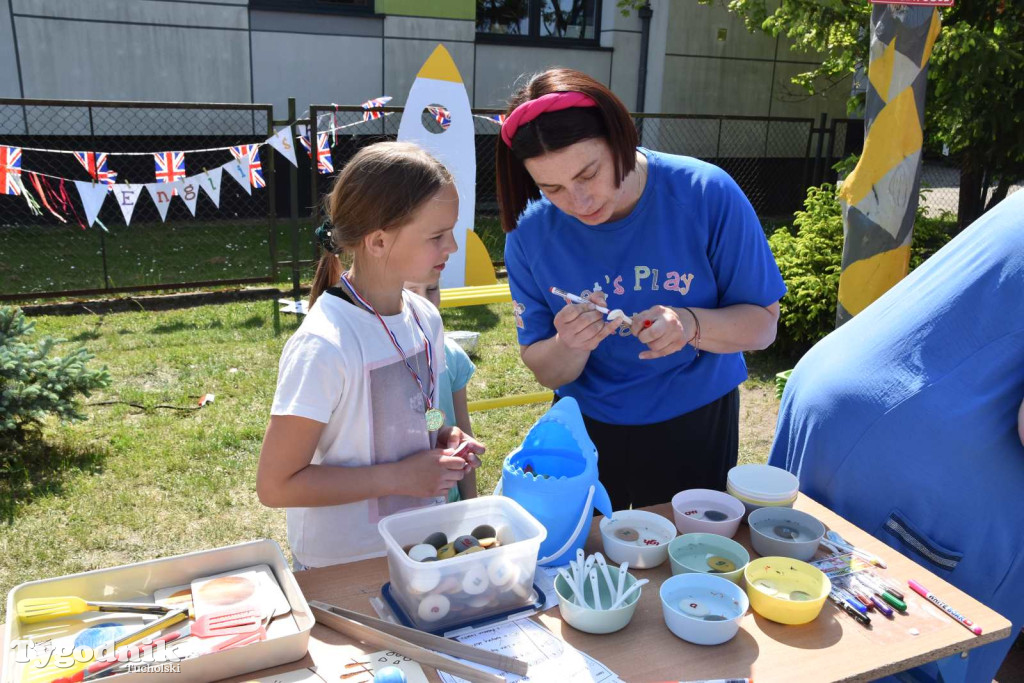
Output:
[671, 489, 745, 538]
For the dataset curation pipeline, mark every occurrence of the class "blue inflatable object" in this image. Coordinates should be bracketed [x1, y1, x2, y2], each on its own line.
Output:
[500, 397, 613, 566]
[373, 665, 407, 683]
[770, 191, 1024, 683]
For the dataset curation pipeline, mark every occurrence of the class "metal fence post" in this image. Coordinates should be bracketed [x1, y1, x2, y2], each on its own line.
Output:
[812, 112, 828, 187]
[88, 105, 111, 291]
[267, 107, 278, 283]
[290, 98, 302, 298]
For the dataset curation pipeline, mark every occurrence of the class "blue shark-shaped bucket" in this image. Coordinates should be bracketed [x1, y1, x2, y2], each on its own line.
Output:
[498, 398, 613, 566]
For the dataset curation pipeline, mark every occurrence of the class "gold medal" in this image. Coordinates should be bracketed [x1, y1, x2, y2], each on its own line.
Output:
[425, 408, 445, 432]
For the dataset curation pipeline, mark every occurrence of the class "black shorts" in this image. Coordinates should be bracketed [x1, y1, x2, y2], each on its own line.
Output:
[574, 388, 740, 510]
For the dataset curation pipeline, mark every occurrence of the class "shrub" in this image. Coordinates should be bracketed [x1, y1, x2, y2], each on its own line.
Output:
[768, 185, 954, 351]
[0, 307, 111, 460]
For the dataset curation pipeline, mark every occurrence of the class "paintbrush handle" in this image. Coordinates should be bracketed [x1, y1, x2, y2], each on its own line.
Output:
[310, 601, 528, 678]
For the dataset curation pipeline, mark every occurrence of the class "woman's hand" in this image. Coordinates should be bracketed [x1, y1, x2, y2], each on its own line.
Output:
[396, 447, 468, 498]
[553, 291, 620, 352]
[630, 305, 695, 360]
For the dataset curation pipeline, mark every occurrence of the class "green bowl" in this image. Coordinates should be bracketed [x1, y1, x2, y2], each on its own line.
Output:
[668, 533, 750, 585]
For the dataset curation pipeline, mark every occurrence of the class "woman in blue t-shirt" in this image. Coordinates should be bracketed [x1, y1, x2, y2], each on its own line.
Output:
[496, 68, 787, 509]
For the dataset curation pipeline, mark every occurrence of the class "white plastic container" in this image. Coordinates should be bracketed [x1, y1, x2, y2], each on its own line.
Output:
[3, 540, 312, 683]
[726, 464, 799, 516]
[378, 497, 546, 631]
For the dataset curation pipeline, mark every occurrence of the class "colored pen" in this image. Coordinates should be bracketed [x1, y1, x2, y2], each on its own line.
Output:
[550, 287, 612, 314]
[834, 586, 869, 615]
[853, 579, 895, 618]
[829, 589, 872, 626]
[909, 580, 982, 635]
[858, 575, 907, 611]
[550, 287, 653, 327]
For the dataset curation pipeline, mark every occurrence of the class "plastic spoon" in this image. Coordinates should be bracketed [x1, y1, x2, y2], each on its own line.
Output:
[594, 553, 616, 600]
[588, 569, 603, 609]
[615, 562, 629, 604]
[608, 579, 649, 610]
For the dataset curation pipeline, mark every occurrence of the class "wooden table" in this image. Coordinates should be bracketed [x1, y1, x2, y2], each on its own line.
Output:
[231, 495, 1011, 683]
[2, 496, 1010, 683]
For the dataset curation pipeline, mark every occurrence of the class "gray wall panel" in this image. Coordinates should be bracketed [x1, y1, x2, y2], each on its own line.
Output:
[13, 0, 247, 29]
[252, 31, 384, 116]
[16, 17, 252, 103]
[473, 44, 612, 108]
[0, 2, 22, 97]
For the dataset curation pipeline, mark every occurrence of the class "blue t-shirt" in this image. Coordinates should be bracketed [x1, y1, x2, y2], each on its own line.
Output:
[505, 149, 786, 425]
[769, 190, 1024, 683]
[440, 336, 476, 431]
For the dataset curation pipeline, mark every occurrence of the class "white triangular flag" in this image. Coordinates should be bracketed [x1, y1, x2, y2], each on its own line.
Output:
[146, 182, 177, 222]
[178, 176, 201, 216]
[196, 167, 222, 208]
[266, 126, 297, 167]
[73, 181, 109, 228]
[222, 158, 251, 195]
[110, 183, 143, 226]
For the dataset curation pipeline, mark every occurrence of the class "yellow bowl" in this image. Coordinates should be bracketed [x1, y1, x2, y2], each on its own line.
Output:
[743, 556, 830, 625]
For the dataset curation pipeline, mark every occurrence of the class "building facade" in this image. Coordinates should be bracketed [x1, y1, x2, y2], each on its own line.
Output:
[0, 0, 851, 120]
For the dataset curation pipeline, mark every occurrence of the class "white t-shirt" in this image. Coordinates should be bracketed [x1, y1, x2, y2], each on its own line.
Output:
[270, 288, 446, 567]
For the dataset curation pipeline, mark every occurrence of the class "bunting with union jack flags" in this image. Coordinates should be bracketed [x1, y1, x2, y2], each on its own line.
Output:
[153, 151, 186, 185]
[361, 96, 392, 121]
[427, 106, 451, 131]
[74, 152, 117, 186]
[315, 133, 333, 174]
[230, 144, 265, 189]
[490, 114, 507, 125]
[1, 146, 22, 196]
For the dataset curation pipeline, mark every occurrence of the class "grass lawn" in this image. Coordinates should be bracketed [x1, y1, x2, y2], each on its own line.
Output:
[0, 297, 791, 621]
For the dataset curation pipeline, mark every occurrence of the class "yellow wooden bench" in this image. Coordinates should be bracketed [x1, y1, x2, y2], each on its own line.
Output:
[467, 390, 553, 413]
[439, 282, 511, 308]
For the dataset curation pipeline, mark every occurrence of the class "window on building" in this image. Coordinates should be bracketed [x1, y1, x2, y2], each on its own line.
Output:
[249, 0, 374, 14]
[477, 0, 600, 44]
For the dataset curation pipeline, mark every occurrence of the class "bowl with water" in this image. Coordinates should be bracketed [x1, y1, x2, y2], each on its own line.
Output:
[660, 573, 749, 645]
[744, 556, 830, 625]
[668, 533, 749, 584]
[671, 489, 746, 538]
[747, 507, 826, 561]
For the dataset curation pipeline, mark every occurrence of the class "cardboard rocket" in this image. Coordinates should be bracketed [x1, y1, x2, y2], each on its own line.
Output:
[398, 45, 492, 289]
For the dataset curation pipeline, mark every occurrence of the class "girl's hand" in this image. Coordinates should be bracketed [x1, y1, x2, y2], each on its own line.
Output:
[439, 426, 485, 469]
[631, 306, 693, 360]
[397, 447, 467, 498]
[553, 290, 619, 352]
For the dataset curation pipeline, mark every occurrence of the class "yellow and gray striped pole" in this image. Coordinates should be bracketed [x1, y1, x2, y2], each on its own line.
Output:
[836, 5, 942, 324]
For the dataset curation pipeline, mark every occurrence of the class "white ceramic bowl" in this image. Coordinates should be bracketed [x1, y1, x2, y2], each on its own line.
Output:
[660, 573, 749, 646]
[554, 566, 640, 634]
[445, 330, 480, 354]
[599, 510, 677, 569]
[671, 489, 746, 538]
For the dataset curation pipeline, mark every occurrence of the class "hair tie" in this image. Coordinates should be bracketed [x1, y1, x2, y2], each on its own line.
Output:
[314, 222, 334, 251]
[500, 91, 598, 147]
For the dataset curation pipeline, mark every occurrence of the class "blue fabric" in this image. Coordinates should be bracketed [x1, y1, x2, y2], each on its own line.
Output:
[769, 191, 1024, 683]
[505, 148, 786, 425]
[442, 336, 475, 503]
[439, 336, 475, 431]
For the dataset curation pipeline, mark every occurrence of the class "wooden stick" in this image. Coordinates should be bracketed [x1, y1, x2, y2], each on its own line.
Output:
[310, 602, 522, 683]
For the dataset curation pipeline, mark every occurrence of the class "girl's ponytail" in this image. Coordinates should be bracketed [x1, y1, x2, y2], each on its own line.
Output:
[309, 251, 341, 309]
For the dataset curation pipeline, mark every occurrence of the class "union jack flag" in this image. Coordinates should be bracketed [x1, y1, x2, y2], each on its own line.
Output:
[74, 152, 117, 186]
[361, 96, 392, 121]
[315, 133, 333, 174]
[298, 134, 311, 159]
[427, 106, 451, 131]
[230, 144, 265, 189]
[490, 114, 507, 125]
[154, 151, 186, 184]
[1, 146, 22, 196]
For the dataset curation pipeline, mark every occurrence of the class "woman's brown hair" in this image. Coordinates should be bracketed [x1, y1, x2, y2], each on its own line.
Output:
[495, 68, 638, 233]
[309, 141, 453, 308]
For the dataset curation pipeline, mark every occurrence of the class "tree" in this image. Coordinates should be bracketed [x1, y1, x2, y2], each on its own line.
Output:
[704, 1, 1023, 229]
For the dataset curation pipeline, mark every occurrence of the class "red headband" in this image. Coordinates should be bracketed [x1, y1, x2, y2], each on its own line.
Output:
[500, 91, 598, 147]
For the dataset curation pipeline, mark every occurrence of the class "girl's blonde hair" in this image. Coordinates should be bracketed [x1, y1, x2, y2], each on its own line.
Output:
[309, 141, 454, 307]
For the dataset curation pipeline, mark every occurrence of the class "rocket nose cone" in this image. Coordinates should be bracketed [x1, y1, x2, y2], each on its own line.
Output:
[417, 44, 463, 83]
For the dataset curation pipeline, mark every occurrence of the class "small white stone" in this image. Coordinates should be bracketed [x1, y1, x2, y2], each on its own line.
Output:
[909, 627, 921, 636]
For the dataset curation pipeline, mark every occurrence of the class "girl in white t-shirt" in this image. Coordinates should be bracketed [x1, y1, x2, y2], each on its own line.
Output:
[257, 142, 484, 568]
